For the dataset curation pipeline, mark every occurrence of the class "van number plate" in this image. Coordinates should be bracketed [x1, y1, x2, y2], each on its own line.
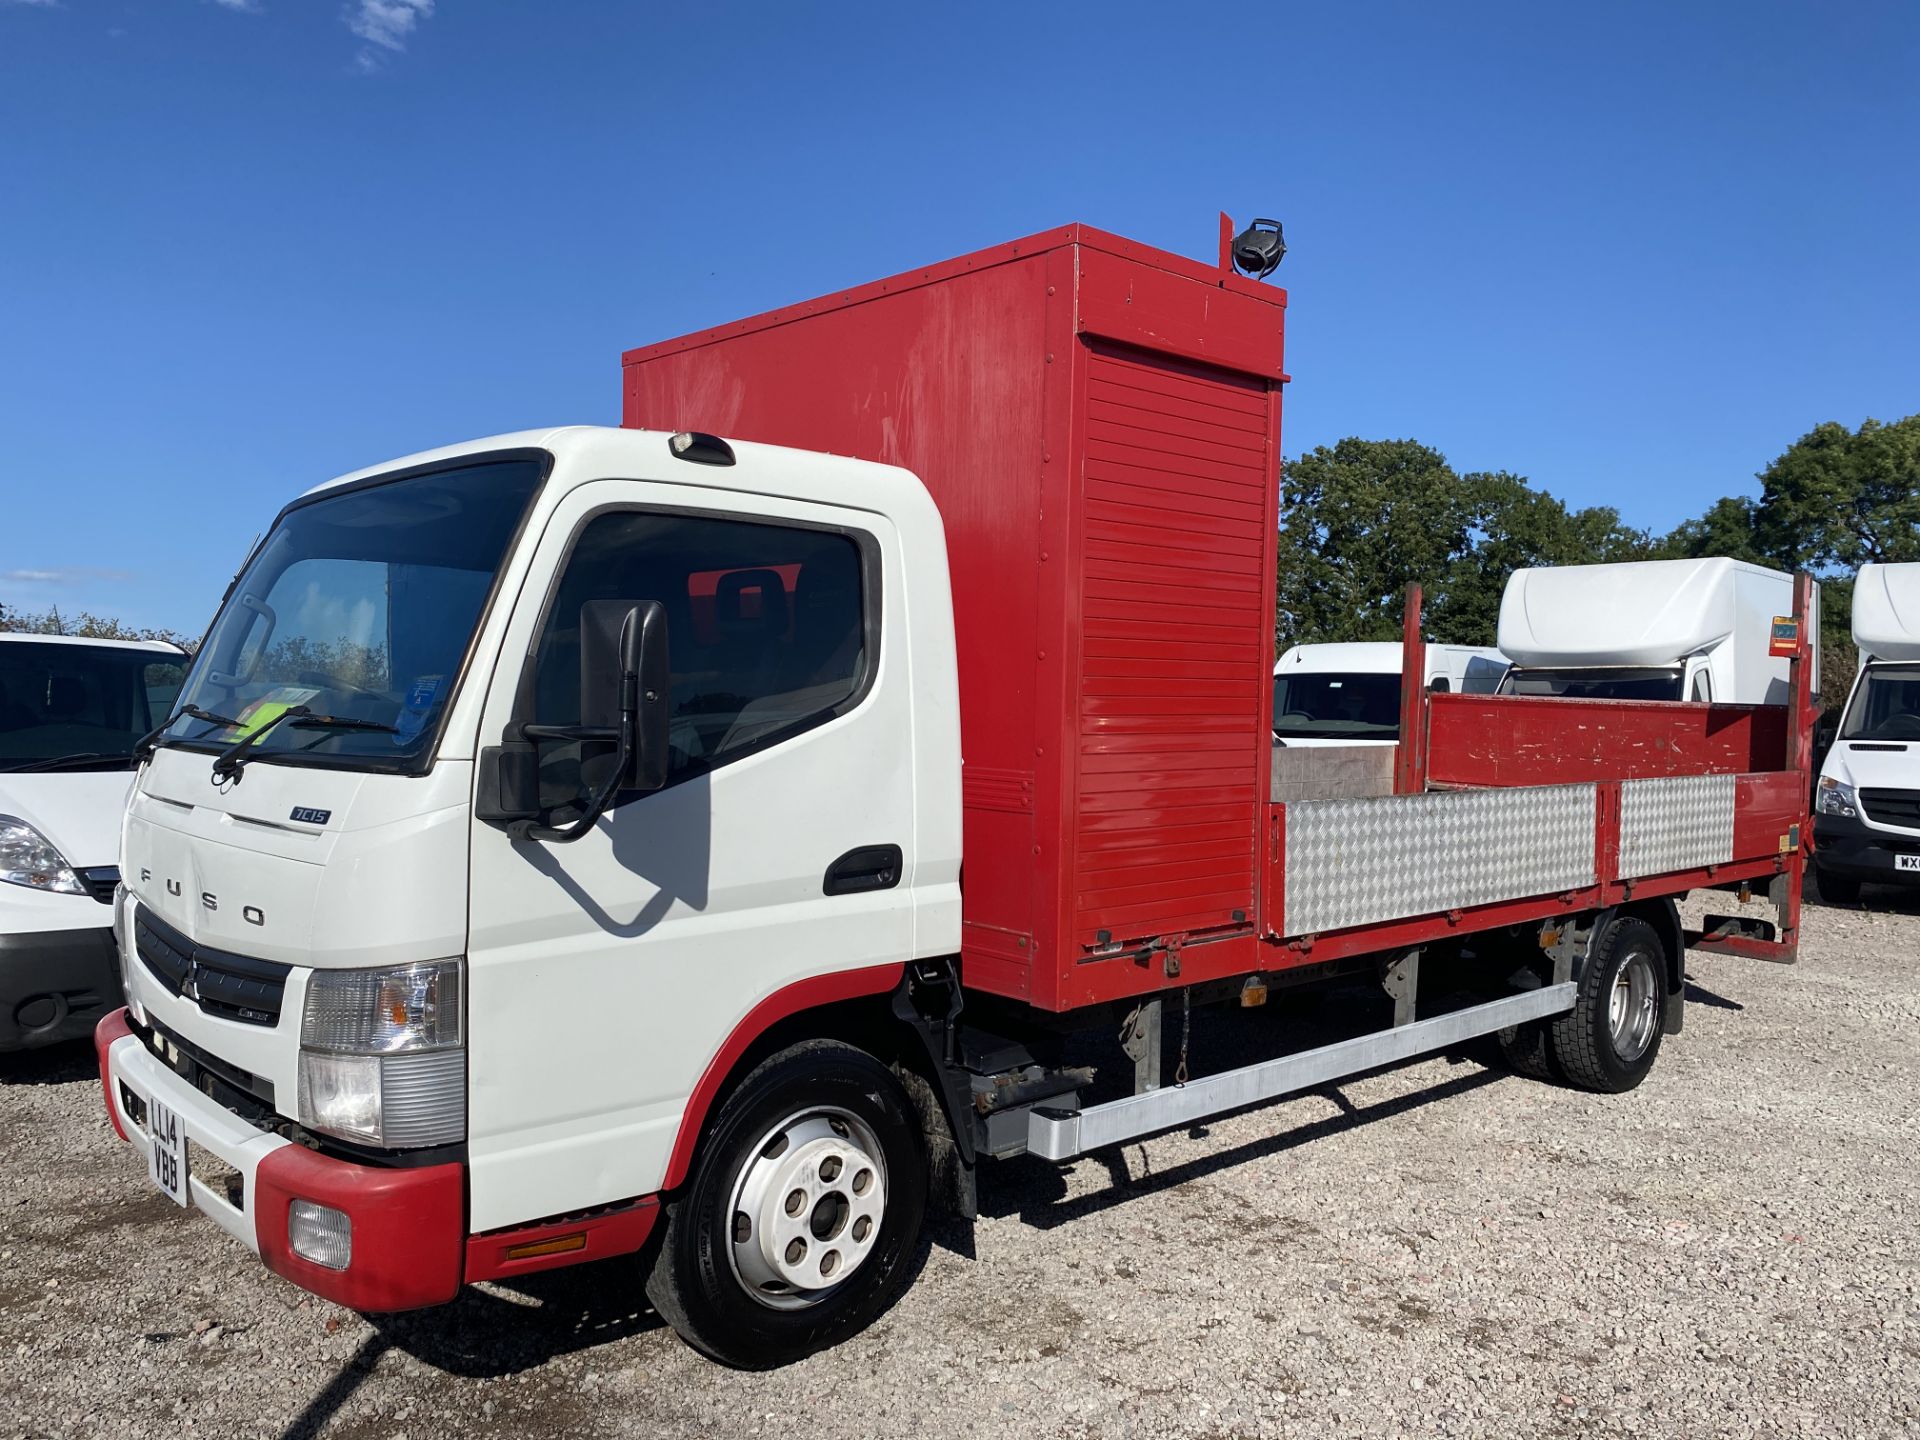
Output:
[148, 1098, 189, 1207]
[1896, 855, 1920, 873]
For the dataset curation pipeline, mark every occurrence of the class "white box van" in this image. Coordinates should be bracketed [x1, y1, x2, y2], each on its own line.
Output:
[1272, 641, 1508, 746]
[1497, 558, 1811, 705]
[0, 634, 189, 1049]
[1814, 562, 1920, 901]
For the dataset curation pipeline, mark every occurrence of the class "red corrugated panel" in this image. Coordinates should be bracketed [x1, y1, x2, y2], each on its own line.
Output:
[622, 225, 1288, 1012]
[1067, 345, 1268, 952]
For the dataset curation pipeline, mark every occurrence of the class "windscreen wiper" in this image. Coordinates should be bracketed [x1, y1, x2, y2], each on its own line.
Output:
[210, 707, 399, 785]
[133, 703, 247, 761]
[9, 751, 138, 774]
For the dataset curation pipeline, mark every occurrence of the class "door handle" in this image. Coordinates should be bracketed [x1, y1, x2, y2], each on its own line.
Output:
[823, 845, 903, 896]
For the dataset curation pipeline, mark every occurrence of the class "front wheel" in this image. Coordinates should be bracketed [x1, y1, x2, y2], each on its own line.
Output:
[645, 1039, 928, 1369]
[1549, 916, 1669, 1094]
[1816, 867, 1862, 905]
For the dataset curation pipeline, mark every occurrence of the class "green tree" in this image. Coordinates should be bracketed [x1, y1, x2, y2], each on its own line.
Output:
[1654, 496, 1767, 565]
[1431, 473, 1650, 644]
[0, 604, 197, 651]
[1752, 415, 1920, 573]
[1656, 415, 1920, 707]
[1275, 439, 1651, 651]
[1276, 438, 1477, 646]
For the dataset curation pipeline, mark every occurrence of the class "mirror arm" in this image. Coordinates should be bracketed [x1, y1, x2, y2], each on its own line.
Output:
[510, 604, 660, 845]
[507, 722, 632, 845]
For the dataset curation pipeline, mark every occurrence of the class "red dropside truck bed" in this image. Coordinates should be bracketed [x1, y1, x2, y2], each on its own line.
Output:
[623, 224, 1289, 1012]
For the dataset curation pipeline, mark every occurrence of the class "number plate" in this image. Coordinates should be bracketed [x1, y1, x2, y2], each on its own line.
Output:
[1896, 854, 1920, 873]
[147, 1097, 189, 1207]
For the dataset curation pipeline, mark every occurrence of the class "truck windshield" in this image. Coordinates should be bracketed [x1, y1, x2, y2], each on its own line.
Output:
[1501, 667, 1684, 702]
[157, 455, 543, 772]
[0, 642, 187, 771]
[1272, 672, 1400, 739]
[1839, 664, 1920, 742]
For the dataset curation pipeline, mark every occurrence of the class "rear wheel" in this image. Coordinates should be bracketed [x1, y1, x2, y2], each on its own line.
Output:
[1549, 916, 1668, 1093]
[1816, 867, 1862, 905]
[645, 1039, 928, 1369]
[1495, 1017, 1555, 1080]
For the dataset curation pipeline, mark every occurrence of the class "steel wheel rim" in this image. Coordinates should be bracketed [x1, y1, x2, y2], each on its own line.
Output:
[1607, 949, 1660, 1062]
[725, 1105, 888, 1311]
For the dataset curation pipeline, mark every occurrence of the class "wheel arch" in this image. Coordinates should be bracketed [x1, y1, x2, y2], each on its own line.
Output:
[1609, 897, 1686, 1035]
[660, 962, 966, 1195]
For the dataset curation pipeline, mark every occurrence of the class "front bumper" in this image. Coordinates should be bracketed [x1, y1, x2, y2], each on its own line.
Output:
[96, 1008, 466, 1311]
[0, 922, 119, 1050]
[1814, 812, 1920, 887]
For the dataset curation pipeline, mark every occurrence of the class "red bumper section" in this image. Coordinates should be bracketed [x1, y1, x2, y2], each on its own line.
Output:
[95, 1008, 658, 1312]
[254, 1146, 467, 1312]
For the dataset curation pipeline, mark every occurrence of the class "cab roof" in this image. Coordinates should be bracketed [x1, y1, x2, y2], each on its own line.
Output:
[0, 631, 185, 655]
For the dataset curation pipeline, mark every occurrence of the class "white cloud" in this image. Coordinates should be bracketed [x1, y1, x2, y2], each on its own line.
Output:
[345, 0, 432, 69]
[208, 0, 261, 12]
[2, 567, 133, 584]
[1, 1, 63, 9]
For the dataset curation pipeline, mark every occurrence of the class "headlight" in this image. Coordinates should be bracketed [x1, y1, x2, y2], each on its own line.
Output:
[0, 815, 84, 895]
[1816, 777, 1858, 819]
[297, 960, 464, 1148]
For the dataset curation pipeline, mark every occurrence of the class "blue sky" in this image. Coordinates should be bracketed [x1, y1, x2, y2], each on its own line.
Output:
[2, 1, 1916, 634]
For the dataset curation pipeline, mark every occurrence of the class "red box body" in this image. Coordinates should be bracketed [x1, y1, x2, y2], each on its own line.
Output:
[622, 225, 1288, 1011]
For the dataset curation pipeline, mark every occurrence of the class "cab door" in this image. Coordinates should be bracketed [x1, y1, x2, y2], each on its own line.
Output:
[464, 478, 916, 1232]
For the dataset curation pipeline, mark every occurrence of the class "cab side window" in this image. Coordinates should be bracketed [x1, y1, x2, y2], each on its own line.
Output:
[1690, 671, 1712, 703]
[527, 512, 869, 805]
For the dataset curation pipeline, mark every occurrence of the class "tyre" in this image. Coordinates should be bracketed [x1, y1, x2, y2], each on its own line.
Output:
[1816, 868, 1862, 905]
[1495, 1018, 1555, 1080]
[645, 1039, 928, 1369]
[1548, 916, 1668, 1094]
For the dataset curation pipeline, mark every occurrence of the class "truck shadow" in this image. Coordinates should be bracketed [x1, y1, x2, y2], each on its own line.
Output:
[1806, 882, 1920, 916]
[976, 1066, 1504, 1232]
[345, 1223, 940, 1389]
[362, 1256, 665, 1380]
[0, 1038, 95, 1086]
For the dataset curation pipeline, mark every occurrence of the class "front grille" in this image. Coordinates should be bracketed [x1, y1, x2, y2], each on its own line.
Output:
[134, 907, 291, 1028]
[1861, 788, 1920, 830]
[76, 866, 119, 905]
[135, 1012, 278, 1123]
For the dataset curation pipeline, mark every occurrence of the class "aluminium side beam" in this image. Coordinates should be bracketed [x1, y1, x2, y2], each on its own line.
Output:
[1026, 983, 1577, 1162]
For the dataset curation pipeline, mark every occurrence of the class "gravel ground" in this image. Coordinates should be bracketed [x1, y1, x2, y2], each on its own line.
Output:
[4, 887, 1917, 1440]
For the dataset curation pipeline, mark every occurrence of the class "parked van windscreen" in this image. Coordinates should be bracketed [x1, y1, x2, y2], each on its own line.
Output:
[1840, 664, 1920, 742]
[0, 641, 187, 771]
[1501, 667, 1684, 702]
[1272, 672, 1400, 740]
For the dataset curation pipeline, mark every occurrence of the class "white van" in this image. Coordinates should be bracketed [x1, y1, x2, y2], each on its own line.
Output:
[1497, 557, 1811, 705]
[0, 633, 189, 1049]
[1814, 563, 1920, 902]
[1272, 641, 1508, 746]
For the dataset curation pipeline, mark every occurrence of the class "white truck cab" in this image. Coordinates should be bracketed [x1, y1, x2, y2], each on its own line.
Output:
[98, 426, 962, 1347]
[1497, 557, 1812, 705]
[0, 633, 187, 1049]
[1814, 562, 1920, 902]
[1271, 641, 1507, 746]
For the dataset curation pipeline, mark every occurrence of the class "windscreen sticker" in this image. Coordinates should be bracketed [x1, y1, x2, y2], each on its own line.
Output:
[392, 675, 445, 746]
[230, 687, 323, 739]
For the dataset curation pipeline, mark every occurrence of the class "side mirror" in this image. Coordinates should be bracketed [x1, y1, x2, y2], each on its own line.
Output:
[500, 600, 672, 844]
[619, 601, 671, 792]
[578, 598, 671, 792]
